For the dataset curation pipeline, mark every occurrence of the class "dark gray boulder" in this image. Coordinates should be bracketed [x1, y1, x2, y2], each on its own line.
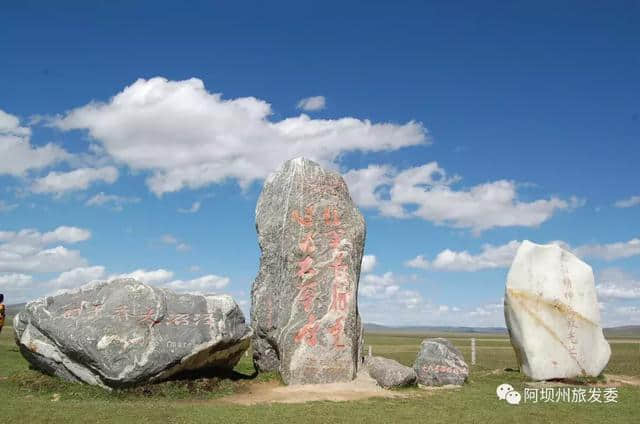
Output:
[366, 356, 416, 388]
[251, 157, 366, 384]
[413, 338, 469, 386]
[13, 278, 251, 389]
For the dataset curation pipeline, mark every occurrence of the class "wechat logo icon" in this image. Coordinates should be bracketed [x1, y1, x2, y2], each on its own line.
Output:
[497, 383, 521, 405]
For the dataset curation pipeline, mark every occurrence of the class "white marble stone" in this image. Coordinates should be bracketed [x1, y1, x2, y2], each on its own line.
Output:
[504, 240, 610, 380]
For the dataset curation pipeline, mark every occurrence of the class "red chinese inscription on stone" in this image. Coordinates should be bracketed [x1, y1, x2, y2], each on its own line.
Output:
[63, 305, 83, 319]
[112, 305, 131, 321]
[330, 286, 349, 312]
[91, 304, 104, 318]
[291, 205, 320, 333]
[166, 313, 190, 326]
[423, 364, 463, 375]
[327, 229, 345, 249]
[323, 207, 341, 226]
[291, 207, 314, 227]
[138, 308, 158, 326]
[294, 314, 319, 347]
[296, 256, 317, 278]
[297, 280, 318, 313]
[298, 232, 316, 254]
[329, 252, 348, 277]
[328, 317, 346, 348]
[197, 313, 215, 326]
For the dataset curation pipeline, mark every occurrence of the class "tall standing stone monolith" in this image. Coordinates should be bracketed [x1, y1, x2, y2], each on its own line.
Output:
[251, 157, 365, 384]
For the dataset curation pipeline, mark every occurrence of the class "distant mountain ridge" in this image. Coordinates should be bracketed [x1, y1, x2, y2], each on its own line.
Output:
[364, 323, 507, 334]
[4, 303, 26, 322]
[364, 323, 640, 337]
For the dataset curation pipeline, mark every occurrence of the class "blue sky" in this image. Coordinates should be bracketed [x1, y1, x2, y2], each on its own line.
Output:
[1, 0, 638, 326]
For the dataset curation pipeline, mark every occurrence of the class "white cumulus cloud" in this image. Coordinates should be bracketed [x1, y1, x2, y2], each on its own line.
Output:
[52, 77, 426, 195]
[0, 273, 33, 288]
[360, 271, 400, 297]
[405, 255, 431, 270]
[359, 272, 420, 309]
[297, 95, 326, 111]
[574, 238, 640, 261]
[0, 226, 91, 273]
[596, 268, 640, 300]
[110, 268, 174, 284]
[85, 192, 140, 211]
[0, 109, 70, 176]
[614, 196, 640, 208]
[41, 226, 92, 244]
[32, 166, 118, 195]
[50, 266, 107, 289]
[406, 240, 521, 271]
[406, 237, 640, 273]
[0, 246, 87, 273]
[163, 274, 230, 294]
[344, 163, 580, 233]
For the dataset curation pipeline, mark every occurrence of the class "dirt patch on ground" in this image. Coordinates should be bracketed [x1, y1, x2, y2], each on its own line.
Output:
[220, 372, 409, 405]
[602, 374, 640, 387]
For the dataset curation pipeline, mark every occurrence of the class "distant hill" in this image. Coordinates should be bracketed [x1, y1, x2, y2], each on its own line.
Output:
[364, 323, 507, 334]
[365, 323, 640, 338]
[604, 325, 640, 338]
[4, 303, 26, 323]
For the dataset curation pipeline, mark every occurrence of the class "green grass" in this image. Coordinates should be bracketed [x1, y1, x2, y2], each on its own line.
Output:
[1, 325, 638, 423]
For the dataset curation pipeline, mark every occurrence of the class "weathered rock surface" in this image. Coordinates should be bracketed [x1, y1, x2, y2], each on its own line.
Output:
[366, 356, 416, 388]
[413, 338, 468, 386]
[13, 278, 252, 389]
[251, 157, 366, 384]
[504, 240, 611, 380]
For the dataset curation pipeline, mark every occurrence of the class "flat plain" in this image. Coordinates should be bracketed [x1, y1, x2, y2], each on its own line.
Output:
[1, 325, 638, 423]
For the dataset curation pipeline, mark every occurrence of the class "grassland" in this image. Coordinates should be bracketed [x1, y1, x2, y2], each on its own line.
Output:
[1, 324, 638, 423]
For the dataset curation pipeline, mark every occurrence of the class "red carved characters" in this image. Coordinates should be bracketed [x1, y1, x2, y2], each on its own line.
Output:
[323, 207, 341, 227]
[329, 253, 350, 312]
[326, 207, 349, 349]
[60, 301, 219, 328]
[296, 256, 317, 278]
[63, 305, 83, 319]
[294, 314, 319, 347]
[61, 303, 102, 320]
[328, 229, 345, 249]
[298, 280, 318, 313]
[292, 204, 320, 345]
[291, 206, 314, 227]
[91, 303, 104, 319]
[330, 286, 348, 312]
[298, 232, 316, 254]
[138, 307, 158, 326]
[291, 204, 350, 350]
[166, 313, 191, 326]
[112, 305, 131, 321]
[328, 317, 346, 348]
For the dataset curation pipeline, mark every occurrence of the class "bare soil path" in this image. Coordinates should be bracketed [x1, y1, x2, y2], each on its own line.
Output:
[220, 372, 409, 405]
